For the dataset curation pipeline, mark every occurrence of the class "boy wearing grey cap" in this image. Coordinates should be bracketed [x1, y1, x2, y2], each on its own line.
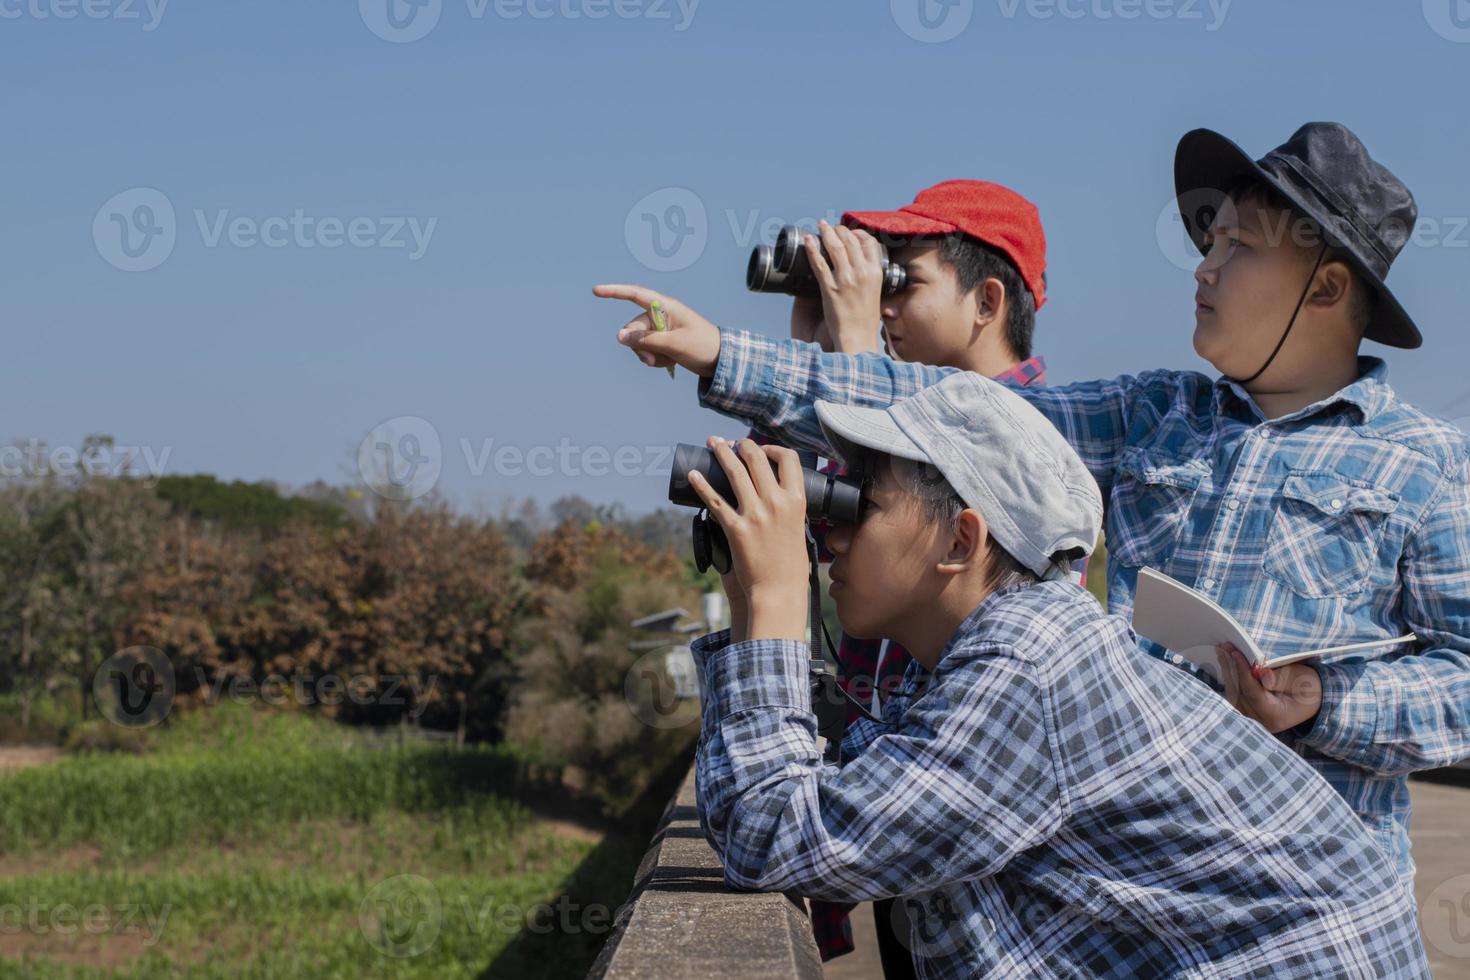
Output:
[681, 374, 1424, 979]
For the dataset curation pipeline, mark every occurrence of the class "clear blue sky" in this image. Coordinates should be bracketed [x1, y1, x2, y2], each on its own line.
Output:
[4, 0, 1469, 515]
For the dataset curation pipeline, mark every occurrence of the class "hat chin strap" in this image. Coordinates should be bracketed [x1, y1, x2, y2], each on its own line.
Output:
[1229, 244, 1329, 387]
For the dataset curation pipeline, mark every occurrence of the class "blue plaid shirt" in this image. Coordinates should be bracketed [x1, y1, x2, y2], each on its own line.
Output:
[696, 330, 1470, 888]
[692, 581, 1427, 978]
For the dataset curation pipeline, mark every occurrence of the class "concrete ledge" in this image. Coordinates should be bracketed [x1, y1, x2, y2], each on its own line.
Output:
[587, 767, 823, 979]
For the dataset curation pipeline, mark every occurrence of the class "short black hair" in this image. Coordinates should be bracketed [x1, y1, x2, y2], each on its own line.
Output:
[1222, 175, 1376, 335]
[933, 234, 1039, 362]
[852, 451, 1036, 592]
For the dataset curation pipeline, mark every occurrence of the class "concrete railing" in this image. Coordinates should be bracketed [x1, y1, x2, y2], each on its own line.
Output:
[586, 767, 824, 979]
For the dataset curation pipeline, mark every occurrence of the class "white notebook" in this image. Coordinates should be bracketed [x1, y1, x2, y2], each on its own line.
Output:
[1131, 567, 1415, 689]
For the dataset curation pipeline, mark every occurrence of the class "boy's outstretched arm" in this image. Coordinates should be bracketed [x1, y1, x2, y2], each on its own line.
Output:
[597, 284, 1139, 493]
[699, 330, 1145, 494]
[1293, 455, 1470, 776]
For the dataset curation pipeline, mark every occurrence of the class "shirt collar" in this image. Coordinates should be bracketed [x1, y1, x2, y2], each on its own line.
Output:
[930, 580, 1050, 667]
[1212, 356, 1391, 425]
[992, 354, 1047, 387]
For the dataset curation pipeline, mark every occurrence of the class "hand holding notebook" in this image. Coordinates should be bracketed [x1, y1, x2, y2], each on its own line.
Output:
[1131, 567, 1416, 694]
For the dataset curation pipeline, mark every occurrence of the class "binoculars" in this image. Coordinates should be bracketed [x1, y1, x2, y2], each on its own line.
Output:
[746, 224, 909, 298]
[667, 443, 865, 574]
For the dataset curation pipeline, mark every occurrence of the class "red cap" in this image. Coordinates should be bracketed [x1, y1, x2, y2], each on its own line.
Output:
[843, 180, 1048, 309]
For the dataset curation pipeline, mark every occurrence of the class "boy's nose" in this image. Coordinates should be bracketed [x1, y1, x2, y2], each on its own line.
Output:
[825, 522, 852, 555]
[1193, 259, 1216, 287]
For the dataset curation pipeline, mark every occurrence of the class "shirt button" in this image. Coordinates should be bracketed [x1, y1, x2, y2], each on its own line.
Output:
[1201, 577, 1216, 590]
[1226, 498, 1240, 511]
[1330, 498, 1344, 511]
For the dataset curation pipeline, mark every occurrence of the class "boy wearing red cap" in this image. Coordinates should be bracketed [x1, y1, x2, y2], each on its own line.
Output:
[762, 181, 1055, 971]
[791, 180, 1048, 382]
[597, 122, 1470, 910]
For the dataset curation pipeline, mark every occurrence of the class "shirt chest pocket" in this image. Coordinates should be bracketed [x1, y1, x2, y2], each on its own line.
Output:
[1107, 448, 1208, 568]
[1263, 471, 1400, 599]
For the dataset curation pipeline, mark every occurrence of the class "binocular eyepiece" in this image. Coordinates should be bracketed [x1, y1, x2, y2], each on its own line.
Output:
[667, 443, 865, 574]
[746, 224, 908, 298]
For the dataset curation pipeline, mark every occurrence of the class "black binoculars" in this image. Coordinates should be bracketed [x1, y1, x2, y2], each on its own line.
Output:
[666, 443, 865, 574]
[746, 224, 908, 298]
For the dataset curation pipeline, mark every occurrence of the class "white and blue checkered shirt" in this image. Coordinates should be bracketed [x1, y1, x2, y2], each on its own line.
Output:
[692, 582, 1427, 978]
[696, 329, 1470, 888]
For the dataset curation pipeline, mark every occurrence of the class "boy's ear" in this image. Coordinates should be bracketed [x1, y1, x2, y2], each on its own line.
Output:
[937, 508, 987, 576]
[1308, 258, 1354, 314]
[972, 277, 1006, 331]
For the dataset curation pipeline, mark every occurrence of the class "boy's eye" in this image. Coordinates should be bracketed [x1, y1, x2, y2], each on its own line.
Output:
[1203, 235, 1242, 254]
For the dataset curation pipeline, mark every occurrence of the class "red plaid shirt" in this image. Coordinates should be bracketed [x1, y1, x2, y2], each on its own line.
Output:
[764, 355, 1054, 962]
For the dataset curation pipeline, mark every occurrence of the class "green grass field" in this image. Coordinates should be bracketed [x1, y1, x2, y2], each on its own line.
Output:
[0, 705, 645, 979]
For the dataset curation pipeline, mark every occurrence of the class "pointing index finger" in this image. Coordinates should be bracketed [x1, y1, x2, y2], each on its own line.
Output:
[593, 283, 661, 311]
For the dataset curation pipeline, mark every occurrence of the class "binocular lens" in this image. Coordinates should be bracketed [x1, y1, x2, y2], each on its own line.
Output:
[669, 443, 864, 525]
[746, 225, 908, 298]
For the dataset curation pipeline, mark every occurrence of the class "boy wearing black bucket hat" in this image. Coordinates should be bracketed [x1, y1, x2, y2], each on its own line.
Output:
[598, 121, 1470, 894]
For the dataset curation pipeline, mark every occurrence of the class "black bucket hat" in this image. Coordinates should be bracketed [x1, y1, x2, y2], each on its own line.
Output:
[1174, 122, 1422, 350]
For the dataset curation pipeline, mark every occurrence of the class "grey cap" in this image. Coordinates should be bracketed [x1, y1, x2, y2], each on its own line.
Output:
[815, 373, 1103, 581]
